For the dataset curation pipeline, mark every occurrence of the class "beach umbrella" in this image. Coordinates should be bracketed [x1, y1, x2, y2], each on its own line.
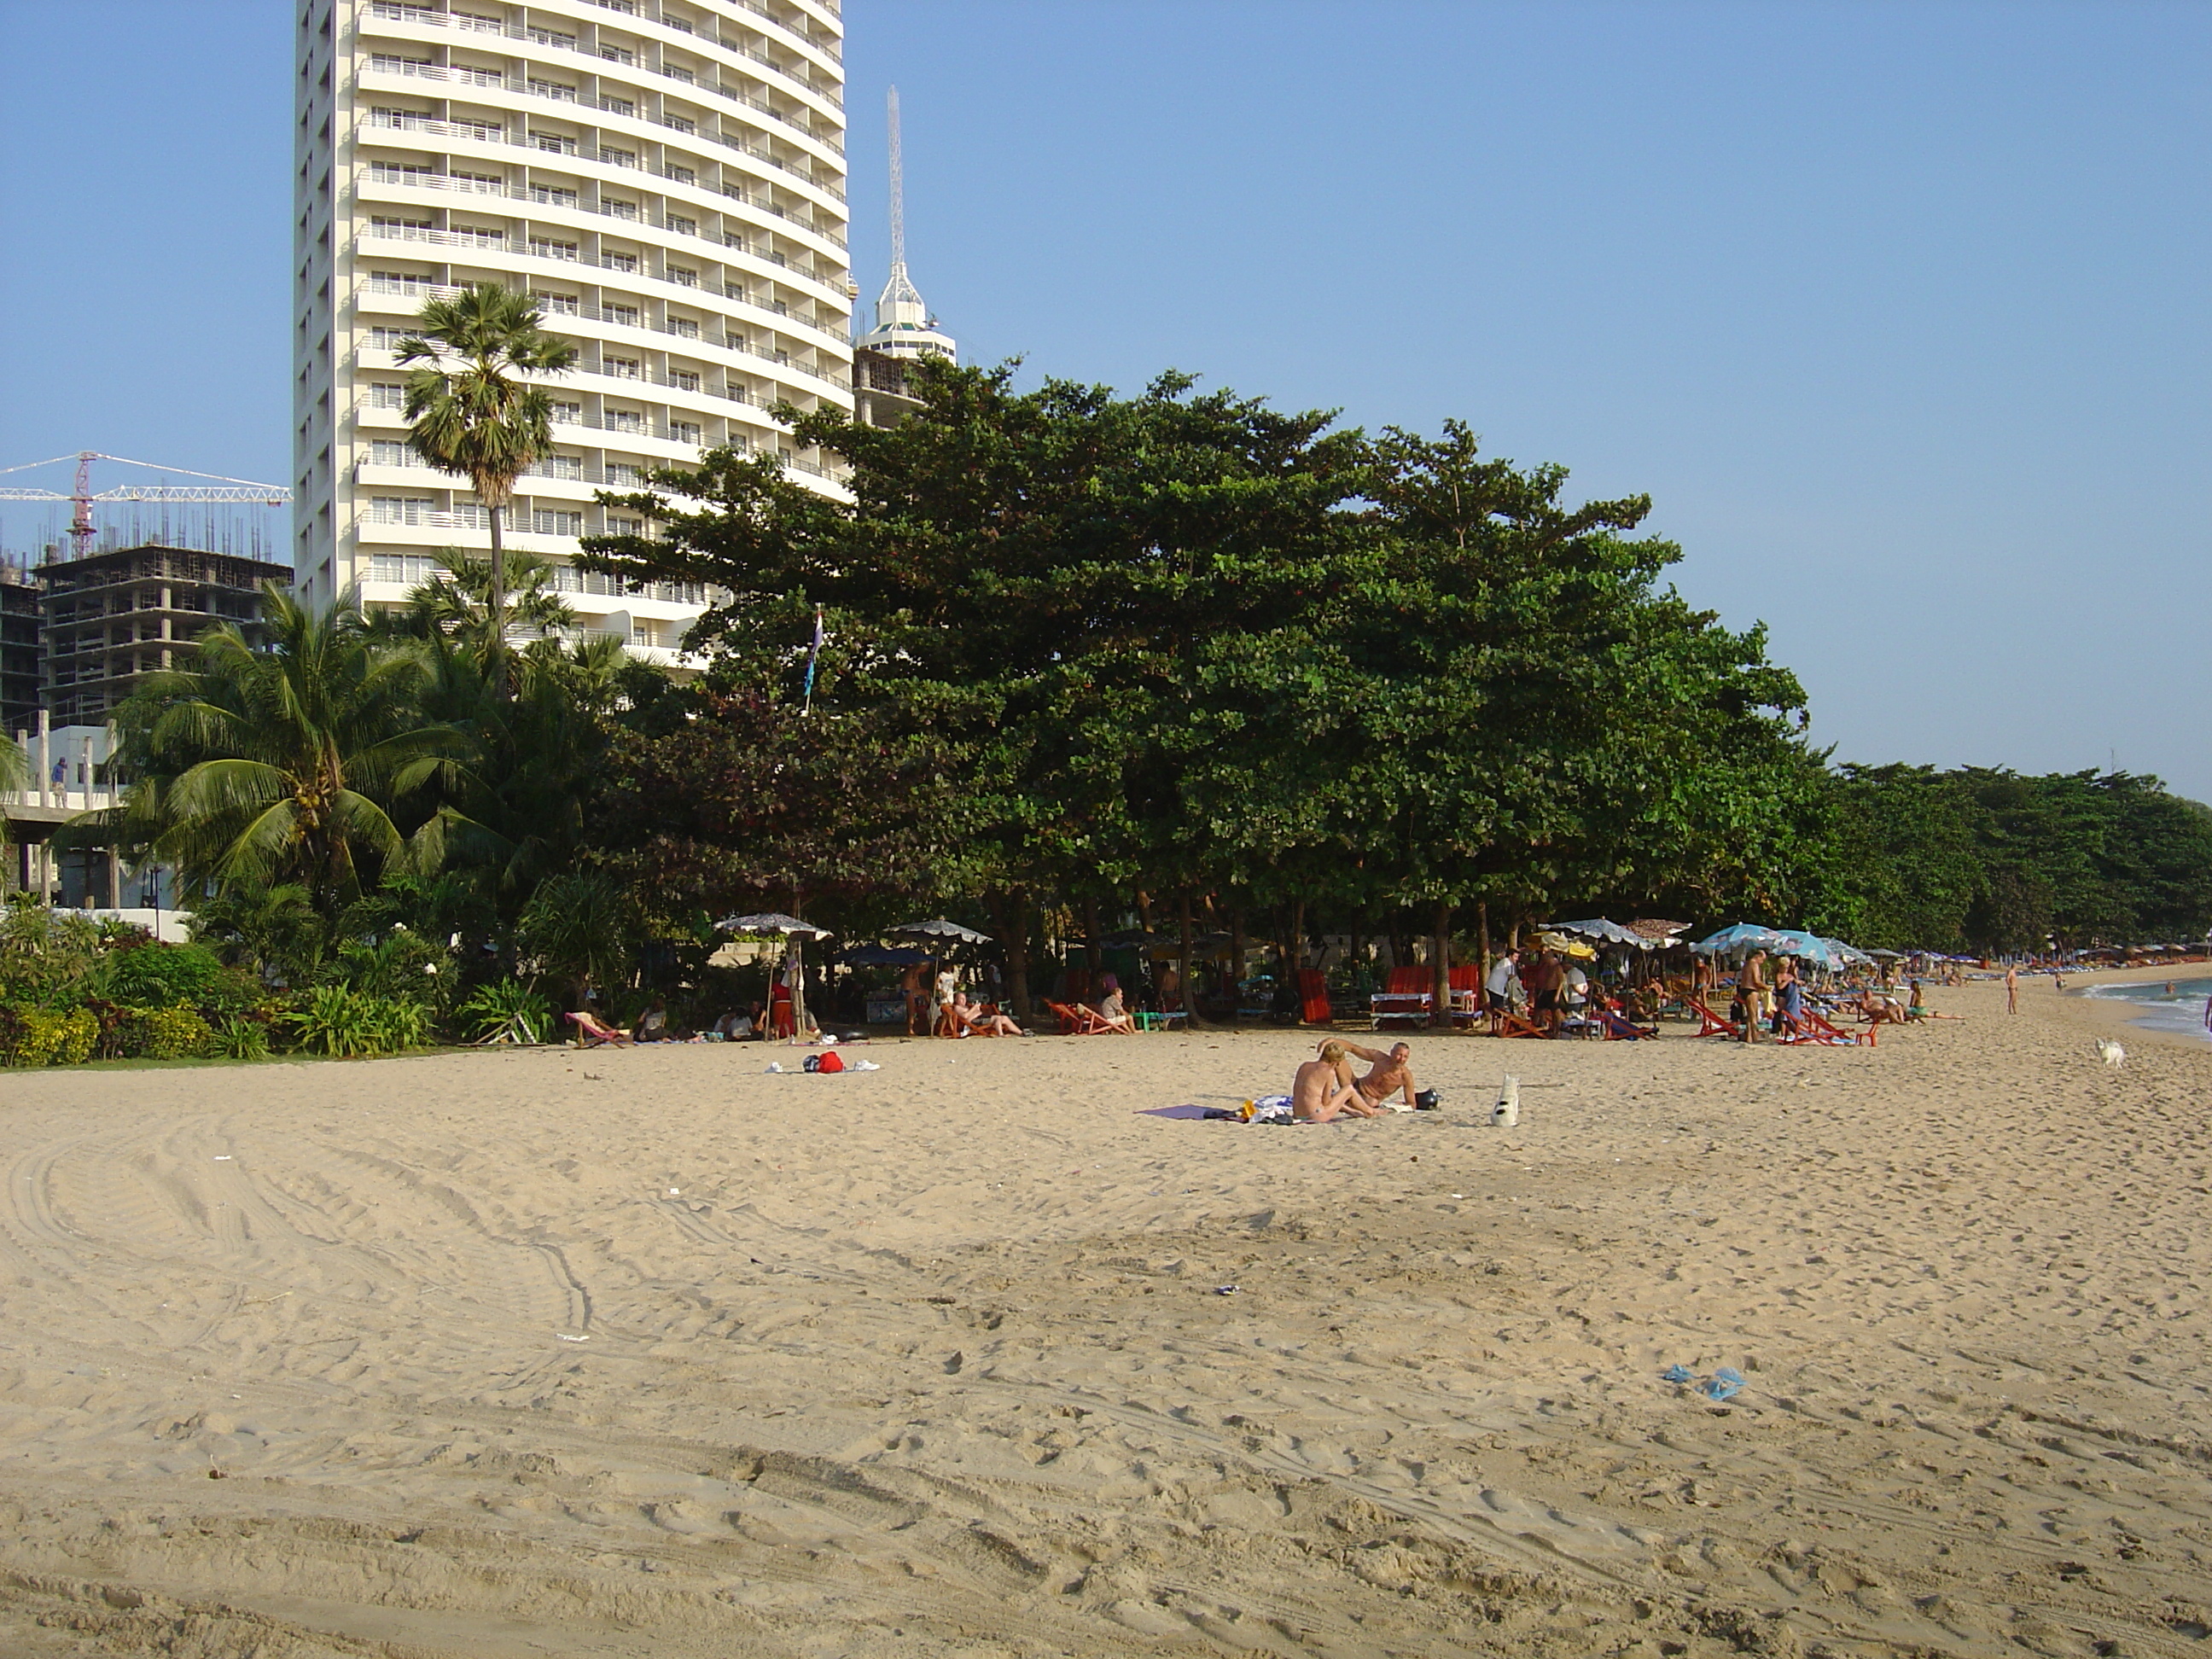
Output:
[1821, 938, 1872, 967]
[1544, 918, 1651, 949]
[835, 944, 931, 968]
[1534, 931, 1599, 959]
[1691, 923, 1784, 957]
[888, 918, 993, 945]
[1767, 930, 1838, 968]
[717, 913, 833, 1040]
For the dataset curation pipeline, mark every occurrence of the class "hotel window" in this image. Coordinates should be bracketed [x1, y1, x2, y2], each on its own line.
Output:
[603, 251, 639, 273]
[669, 317, 699, 338]
[604, 463, 643, 486]
[531, 289, 579, 314]
[607, 515, 644, 536]
[599, 44, 636, 65]
[671, 370, 699, 392]
[667, 265, 698, 287]
[533, 130, 579, 154]
[367, 382, 405, 409]
[529, 183, 579, 207]
[608, 410, 644, 433]
[664, 114, 696, 135]
[370, 161, 434, 183]
[369, 440, 414, 465]
[667, 214, 696, 236]
[550, 400, 582, 422]
[667, 164, 695, 185]
[451, 169, 504, 192]
[599, 146, 637, 168]
[370, 496, 436, 524]
[528, 236, 579, 260]
[370, 53, 434, 73]
[604, 303, 640, 326]
[601, 96, 637, 118]
[603, 355, 642, 379]
[671, 420, 701, 443]
[527, 26, 577, 49]
[532, 454, 585, 480]
[665, 65, 696, 85]
[533, 508, 585, 536]
[527, 78, 579, 103]
[370, 552, 442, 585]
[370, 216, 434, 233]
[603, 197, 639, 221]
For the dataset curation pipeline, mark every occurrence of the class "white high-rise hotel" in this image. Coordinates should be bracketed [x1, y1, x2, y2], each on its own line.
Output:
[291, 0, 852, 660]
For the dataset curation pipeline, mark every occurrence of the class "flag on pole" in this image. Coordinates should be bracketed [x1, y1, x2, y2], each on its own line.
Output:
[801, 605, 825, 713]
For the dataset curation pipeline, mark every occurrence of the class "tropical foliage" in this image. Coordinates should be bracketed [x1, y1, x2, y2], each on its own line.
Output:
[14, 337, 2209, 1064]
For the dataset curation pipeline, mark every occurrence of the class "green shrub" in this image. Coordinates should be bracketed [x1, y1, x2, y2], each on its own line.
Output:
[457, 977, 551, 1045]
[3, 1006, 99, 1067]
[128, 1004, 218, 1061]
[215, 1018, 271, 1061]
[282, 986, 433, 1057]
[97, 941, 227, 1009]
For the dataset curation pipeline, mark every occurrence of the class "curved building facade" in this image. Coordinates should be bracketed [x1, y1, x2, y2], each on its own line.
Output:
[292, 0, 852, 663]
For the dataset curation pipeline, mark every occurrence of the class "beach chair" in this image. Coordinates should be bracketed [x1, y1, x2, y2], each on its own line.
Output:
[1370, 966, 1432, 1028]
[1296, 969, 1333, 1027]
[1496, 1010, 1551, 1039]
[1045, 998, 1113, 1035]
[566, 1010, 632, 1048]
[1684, 995, 1743, 1039]
[1784, 1008, 1868, 1047]
[1598, 1008, 1657, 1040]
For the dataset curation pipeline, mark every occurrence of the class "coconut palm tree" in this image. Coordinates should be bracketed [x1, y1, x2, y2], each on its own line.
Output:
[380, 544, 578, 658]
[396, 283, 578, 691]
[77, 585, 463, 911]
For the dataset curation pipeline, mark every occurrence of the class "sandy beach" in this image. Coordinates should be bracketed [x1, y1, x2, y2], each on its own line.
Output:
[0, 976, 2206, 1658]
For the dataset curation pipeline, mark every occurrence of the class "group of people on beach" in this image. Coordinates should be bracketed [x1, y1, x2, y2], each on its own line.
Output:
[1290, 1039, 1422, 1121]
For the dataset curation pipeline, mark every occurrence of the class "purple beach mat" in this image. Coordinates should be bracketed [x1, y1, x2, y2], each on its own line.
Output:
[1138, 1104, 1218, 1119]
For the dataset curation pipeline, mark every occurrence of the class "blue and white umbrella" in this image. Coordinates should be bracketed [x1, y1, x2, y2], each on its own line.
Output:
[1545, 918, 1653, 949]
[1691, 923, 1784, 957]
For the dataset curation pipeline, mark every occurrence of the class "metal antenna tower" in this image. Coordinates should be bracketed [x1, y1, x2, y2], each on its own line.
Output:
[887, 84, 905, 276]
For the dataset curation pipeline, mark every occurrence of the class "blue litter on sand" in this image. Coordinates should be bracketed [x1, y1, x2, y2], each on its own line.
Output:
[1700, 1374, 1745, 1401]
[1661, 1364, 1694, 1383]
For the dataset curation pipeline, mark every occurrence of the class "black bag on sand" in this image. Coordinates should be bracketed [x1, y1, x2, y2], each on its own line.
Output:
[1414, 1088, 1441, 1112]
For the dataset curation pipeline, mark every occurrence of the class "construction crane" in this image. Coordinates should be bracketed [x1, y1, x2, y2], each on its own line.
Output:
[0, 451, 289, 562]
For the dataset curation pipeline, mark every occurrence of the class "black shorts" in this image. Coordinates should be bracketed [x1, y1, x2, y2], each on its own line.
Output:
[1534, 990, 1560, 1012]
[1487, 991, 1510, 1012]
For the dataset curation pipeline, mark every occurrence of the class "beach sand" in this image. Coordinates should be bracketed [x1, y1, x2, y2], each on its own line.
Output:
[0, 977, 2206, 1657]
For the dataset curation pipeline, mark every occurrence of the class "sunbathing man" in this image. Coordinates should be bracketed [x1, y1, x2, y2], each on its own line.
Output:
[1328, 1038, 1421, 1112]
[1293, 1040, 1382, 1122]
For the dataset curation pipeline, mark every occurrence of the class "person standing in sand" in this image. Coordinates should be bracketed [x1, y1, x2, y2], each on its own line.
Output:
[1293, 1041, 1381, 1122]
[1326, 1038, 1422, 1111]
[2005, 965, 2018, 1013]
[1739, 950, 1771, 1027]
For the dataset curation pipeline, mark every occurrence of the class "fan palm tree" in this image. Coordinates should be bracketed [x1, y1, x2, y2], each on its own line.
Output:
[75, 585, 463, 911]
[396, 283, 578, 692]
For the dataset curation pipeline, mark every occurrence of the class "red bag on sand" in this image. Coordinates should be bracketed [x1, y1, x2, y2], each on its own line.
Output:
[817, 1050, 844, 1074]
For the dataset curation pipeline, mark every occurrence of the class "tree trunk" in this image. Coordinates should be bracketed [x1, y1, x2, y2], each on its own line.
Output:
[1178, 888, 1215, 1031]
[1431, 900, 1452, 1027]
[487, 498, 509, 696]
[990, 893, 1033, 1026]
[1228, 906, 1246, 1027]
[1083, 896, 1102, 984]
[1478, 901, 1492, 986]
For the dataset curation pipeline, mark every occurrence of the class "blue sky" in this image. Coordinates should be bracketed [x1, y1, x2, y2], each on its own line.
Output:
[3, 2, 2208, 795]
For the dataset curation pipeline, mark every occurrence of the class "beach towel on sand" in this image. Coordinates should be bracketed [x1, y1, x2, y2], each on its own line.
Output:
[1139, 1096, 1295, 1123]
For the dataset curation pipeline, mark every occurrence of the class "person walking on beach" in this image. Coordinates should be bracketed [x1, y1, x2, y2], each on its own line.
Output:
[2005, 965, 2018, 1014]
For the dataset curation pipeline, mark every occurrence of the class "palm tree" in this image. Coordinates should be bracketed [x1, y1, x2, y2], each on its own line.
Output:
[380, 544, 578, 659]
[396, 283, 578, 690]
[76, 585, 463, 911]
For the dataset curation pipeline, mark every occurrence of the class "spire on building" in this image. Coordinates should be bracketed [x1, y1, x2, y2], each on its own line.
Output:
[858, 86, 955, 364]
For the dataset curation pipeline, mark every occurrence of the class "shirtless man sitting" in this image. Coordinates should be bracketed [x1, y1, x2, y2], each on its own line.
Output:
[1292, 1041, 1381, 1122]
[1329, 1038, 1420, 1112]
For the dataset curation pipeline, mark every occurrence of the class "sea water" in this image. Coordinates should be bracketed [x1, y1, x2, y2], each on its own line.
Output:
[2081, 976, 2212, 1042]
